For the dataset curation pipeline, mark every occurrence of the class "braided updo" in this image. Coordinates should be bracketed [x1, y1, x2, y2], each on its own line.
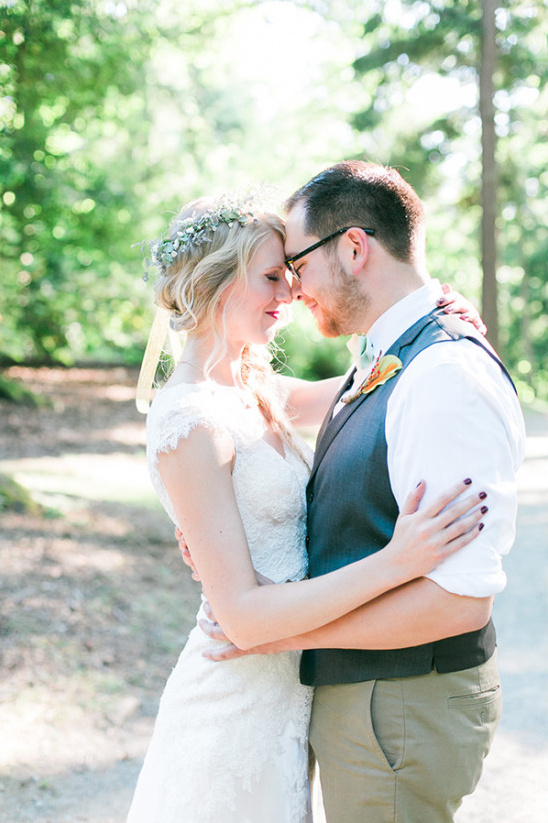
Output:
[154, 197, 285, 334]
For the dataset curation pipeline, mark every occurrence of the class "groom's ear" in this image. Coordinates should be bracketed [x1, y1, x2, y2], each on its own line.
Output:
[340, 227, 370, 276]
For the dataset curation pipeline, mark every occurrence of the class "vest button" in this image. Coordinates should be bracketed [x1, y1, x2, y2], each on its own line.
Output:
[305, 535, 310, 548]
[308, 491, 314, 502]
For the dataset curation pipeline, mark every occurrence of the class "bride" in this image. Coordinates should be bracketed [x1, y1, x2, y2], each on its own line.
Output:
[126, 194, 487, 823]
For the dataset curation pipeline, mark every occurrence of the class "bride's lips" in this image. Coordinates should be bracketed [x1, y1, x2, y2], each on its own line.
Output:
[265, 311, 280, 320]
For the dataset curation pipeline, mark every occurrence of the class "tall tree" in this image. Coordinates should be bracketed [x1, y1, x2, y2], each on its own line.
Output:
[349, 0, 547, 397]
[480, 0, 499, 350]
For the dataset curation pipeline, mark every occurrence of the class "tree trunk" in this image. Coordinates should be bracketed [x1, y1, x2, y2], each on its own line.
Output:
[480, 0, 499, 351]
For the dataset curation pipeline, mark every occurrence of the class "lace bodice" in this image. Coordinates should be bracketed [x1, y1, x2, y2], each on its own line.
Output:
[146, 380, 312, 584]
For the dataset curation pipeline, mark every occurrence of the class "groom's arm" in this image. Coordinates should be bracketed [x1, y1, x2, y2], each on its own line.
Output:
[200, 578, 493, 659]
[275, 578, 493, 652]
[276, 374, 346, 427]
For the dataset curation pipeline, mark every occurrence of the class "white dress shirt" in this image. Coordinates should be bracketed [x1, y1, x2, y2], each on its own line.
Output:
[335, 280, 525, 597]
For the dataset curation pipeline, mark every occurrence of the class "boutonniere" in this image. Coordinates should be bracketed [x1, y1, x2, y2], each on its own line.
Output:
[341, 355, 403, 404]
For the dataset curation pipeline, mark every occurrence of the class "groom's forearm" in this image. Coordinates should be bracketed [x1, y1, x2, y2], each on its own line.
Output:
[277, 578, 493, 652]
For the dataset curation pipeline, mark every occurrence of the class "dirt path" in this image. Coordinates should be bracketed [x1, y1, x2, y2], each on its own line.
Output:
[1, 368, 547, 822]
[1, 367, 201, 822]
[455, 406, 548, 822]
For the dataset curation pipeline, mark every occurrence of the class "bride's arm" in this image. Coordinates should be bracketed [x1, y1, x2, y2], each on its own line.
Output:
[201, 582, 493, 661]
[158, 426, 485, 650]
[275, 374, 346, 427]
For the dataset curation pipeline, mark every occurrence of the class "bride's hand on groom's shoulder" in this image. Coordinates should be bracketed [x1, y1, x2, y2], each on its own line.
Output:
[437, 283, 487, 335]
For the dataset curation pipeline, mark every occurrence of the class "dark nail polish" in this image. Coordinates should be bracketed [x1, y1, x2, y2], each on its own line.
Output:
[479, 491, 487, 500]
[463, 478, 472, 485]
[481, 506, 488, 514]
[478, 523, 485, 531]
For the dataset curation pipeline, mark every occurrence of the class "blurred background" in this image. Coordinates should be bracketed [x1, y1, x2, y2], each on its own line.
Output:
[1, 0, 546, 390]
[1, 2, 547, 821]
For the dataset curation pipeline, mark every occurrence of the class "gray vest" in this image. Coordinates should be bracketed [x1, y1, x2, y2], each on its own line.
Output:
[300, 309, 515, 687]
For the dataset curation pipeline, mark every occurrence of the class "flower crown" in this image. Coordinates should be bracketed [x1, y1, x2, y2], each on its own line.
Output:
[135, 196, 258, 281]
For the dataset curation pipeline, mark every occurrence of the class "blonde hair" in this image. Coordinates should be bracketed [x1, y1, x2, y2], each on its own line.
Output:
[155, 197, 301, 454]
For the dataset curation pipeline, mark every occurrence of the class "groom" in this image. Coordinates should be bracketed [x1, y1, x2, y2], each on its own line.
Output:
[281, 161, 524, 822]
[201, 162, 525, 822]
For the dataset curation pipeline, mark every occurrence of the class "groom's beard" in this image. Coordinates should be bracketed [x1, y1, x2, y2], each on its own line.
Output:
[315, 259, 369, 338]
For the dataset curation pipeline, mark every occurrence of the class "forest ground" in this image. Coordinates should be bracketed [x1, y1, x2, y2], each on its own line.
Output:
[1, 366, 547, 822]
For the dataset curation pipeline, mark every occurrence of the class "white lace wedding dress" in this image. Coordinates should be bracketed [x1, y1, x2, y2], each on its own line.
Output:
[126, 381, 314, 823]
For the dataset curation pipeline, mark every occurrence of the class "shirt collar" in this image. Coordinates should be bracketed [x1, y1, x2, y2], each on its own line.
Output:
[366, 279, 443, 361]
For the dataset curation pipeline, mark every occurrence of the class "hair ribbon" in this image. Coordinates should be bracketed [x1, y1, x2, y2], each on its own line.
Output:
[135, 308, 184, 413]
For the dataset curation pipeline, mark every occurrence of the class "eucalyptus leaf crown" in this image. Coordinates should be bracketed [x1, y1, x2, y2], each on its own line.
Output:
[135, 194, 259, 281]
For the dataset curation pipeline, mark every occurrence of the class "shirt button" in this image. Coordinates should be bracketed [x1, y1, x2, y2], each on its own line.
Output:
[305, 536, 310, 548]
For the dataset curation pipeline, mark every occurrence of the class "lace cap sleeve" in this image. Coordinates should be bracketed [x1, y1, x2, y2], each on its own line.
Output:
[146, 383, 232, 467]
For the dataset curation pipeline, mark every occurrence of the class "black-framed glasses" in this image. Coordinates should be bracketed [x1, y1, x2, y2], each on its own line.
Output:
[285, 226, 375, 282]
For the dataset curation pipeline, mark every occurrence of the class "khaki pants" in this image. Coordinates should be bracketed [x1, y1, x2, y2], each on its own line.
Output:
[309, 653, 502, 823]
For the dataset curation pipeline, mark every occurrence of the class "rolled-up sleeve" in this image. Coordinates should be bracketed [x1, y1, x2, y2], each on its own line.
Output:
[386, 339, 525, 597]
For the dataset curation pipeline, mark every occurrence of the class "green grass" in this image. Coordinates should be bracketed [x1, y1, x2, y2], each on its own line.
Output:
[0, 472, 46, 516]
[1, 454, 162, 510]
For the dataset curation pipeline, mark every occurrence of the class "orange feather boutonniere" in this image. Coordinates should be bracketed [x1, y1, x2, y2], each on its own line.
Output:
[341, 354, 403, 404]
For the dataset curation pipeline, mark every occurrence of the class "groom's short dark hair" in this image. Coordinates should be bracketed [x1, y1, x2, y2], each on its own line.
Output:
[285, 161, 425, 263]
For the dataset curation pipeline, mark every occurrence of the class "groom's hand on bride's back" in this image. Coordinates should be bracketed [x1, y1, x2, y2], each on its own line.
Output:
[199, 608, 279, 662]
[175, 527, 276, 590]
[174, 530, 243, 657]
[198, 577, 278, 662]
[174, 526, 277, 659]
[198, 600, 253, 660]
[175, 526, 201, 581]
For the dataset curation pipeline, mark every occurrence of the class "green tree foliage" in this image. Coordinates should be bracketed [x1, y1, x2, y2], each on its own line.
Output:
[1, 0, 546, 402]
[348, 0, 547, 400]
[0, 0, 356, 371]
[0, 0, 163, 362]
